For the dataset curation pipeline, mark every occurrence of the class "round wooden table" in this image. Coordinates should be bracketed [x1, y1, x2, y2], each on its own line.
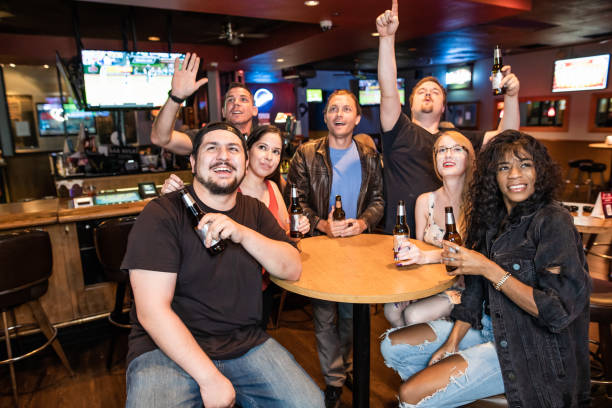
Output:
[272, 233, 455, 408]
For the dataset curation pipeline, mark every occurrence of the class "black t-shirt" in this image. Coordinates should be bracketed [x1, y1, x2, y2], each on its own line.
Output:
[121, 186, 293, 364]
[381, 113, 485, 235]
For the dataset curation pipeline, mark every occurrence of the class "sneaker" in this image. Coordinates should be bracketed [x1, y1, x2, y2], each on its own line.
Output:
[344, 371, 353, 391]
[324, 385, 342, 408]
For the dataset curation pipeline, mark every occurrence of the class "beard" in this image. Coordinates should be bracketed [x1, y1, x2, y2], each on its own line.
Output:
[193, 159, 245, 195]
[420, 103, 434, 113]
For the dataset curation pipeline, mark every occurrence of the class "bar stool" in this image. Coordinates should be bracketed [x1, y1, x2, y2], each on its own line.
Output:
[0, 230, 74, 407]
[590, 278, 612, 398]
[93, 216, 136, 368]
[564, 159, 593, 202]
[579, 162, 607, 202]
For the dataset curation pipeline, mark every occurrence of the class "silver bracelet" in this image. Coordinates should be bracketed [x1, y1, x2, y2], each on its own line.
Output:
[494, 272, 511, 291]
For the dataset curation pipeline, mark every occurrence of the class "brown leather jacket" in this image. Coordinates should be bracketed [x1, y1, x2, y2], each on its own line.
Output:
[285, 136, 384, 236]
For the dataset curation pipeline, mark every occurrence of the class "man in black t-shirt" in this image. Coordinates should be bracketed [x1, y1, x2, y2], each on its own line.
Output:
[122, 122, 323, 408]
[376, 0, 521, 234]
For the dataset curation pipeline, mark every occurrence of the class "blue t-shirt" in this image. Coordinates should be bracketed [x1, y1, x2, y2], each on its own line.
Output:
[329, 141, 362, 219]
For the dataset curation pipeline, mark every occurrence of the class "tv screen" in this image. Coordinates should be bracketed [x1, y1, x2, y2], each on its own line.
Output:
[306, 89, 323, 103]
[81, 50, 185, 109]
[358, 79, 405, 105]
[552, 54, 610, 92]
[36, 102, 108, 136]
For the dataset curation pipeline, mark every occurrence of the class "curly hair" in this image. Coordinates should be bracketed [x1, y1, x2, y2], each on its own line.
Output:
[465, 130, 561, 250]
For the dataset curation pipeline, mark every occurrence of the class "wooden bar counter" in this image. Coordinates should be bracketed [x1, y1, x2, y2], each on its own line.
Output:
[0, 170, 192, 330]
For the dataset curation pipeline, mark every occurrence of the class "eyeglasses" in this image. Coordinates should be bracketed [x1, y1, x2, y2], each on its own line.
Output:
[436, 145, 467, 155]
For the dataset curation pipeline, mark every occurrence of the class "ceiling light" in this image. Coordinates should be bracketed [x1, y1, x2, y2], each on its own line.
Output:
[276, 58, 285, 63]
[9, 63, 15, 68]
[43, 64, 49, 69]
[304, 1, 319, 6]
[148, 36, 160, 42]
[371, 32, 380, 37]
[408, 48, 417, 52]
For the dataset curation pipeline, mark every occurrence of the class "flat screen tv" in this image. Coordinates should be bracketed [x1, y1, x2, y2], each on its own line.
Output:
[358, 78, 405, 105]
[36, 102, 108, 136]
[552, 54, 610, 92]
[81, 50, 185, 109]
[306, 89, 323, 103]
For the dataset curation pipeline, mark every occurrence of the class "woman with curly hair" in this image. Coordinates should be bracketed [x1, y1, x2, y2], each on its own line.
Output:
[380, 130, 591, 407]
[384, 131, 475, 327]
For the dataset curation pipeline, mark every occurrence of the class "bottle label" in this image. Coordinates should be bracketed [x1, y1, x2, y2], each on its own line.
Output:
[195, 223, 221, 247]
[492, 71, 503, 89]
[290, 214, 300, 232]
[446, 211, 455, 225]
[393, 234, 409, 255]
[397, 205, 405, 217]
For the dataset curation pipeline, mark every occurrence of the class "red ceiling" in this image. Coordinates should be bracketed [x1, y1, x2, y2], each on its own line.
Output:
[0, 0, 532, 70]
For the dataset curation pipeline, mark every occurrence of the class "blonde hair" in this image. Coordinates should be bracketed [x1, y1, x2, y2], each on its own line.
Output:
[432, 131, 475, 235]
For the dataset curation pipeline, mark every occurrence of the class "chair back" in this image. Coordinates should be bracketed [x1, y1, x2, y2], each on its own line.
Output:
[0, 230, 52, 308]
[94, 216, 136, 284]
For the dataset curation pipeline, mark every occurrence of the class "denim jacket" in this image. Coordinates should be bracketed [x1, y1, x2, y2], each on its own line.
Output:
[285, 137, 384, 235]
[451, 202, 591, 408]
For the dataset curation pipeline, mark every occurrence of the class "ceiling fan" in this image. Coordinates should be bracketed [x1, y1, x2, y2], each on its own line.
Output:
[218, 21, 269, 46]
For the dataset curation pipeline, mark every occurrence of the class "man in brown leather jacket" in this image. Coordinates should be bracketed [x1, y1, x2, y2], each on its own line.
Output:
[285, 89, 383, 408]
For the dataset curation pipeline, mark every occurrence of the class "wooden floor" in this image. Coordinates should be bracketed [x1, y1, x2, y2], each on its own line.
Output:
[0, 233, 610, 408]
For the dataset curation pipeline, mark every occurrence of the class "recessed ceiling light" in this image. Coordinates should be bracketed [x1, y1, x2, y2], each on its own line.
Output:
[9, 63, 15, 68]
[407, 48, 417, 52]
[371, 32, 380, 37]
[304, 1, 319, 6]
[148, 36, 160, 42]
[43, 64, 49, 69]
[276, 58, 285, 63]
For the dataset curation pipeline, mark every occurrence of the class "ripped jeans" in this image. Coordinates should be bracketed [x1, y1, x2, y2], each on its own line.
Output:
[380, 314, 505, 407]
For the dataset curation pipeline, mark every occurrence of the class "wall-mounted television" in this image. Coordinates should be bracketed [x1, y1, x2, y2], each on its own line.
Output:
[552, 54, 610, 93]
[81, 50, 185, 109]
[306, 89, 323, 103]
[358, 79, 405, 105]
[36, 102, 108, 136]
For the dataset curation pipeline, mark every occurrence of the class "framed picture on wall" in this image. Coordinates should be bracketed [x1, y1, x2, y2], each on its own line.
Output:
[446, 102, 479, 129]
[588, 91, 612, 133]
[6, 94, 38, 149]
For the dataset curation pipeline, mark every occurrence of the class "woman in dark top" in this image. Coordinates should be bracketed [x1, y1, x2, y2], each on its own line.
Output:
[380, 130, 591, 407]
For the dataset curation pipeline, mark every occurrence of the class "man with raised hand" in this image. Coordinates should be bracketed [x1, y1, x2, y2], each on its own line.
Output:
[124, 122, 323, 408]
[151, 52, 258, 155]
[376, 0, 520, 234]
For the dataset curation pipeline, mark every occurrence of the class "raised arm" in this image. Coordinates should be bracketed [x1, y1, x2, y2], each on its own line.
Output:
[482, 66, 520, 146]
[150, 52, 208, 155]
[377, 0, 402, 132]
[130, 269, 235, 407]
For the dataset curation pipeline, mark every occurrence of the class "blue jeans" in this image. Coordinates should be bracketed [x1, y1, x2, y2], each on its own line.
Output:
[126, 338, 324, 408]
[380, 314, 505, 407]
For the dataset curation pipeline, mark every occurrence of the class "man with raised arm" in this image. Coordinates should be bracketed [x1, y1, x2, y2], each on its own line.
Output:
[150, 52, 258, 155]
[123, 122, 324, 408]
[285, 90, 384, 408]
[376, 0, 520, 234]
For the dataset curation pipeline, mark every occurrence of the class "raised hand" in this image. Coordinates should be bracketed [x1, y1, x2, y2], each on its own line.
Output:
[376, 0, 399, 37]
[171, 52, 209, 100]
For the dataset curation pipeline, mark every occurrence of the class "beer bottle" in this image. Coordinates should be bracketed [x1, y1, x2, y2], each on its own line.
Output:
[492, 45, 505, 96]
[332, 195, 345, 221]
[289, 184, 303, 238]
[180, 188, 226, 255]
[393, 200, 410, 259]
[443, 206, 462, 272]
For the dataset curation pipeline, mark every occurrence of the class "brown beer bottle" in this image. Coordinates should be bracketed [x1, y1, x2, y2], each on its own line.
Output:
[492, 45, 505, 96]
[289, 184, 303, 238]
[393, 200, 410, 258]
[180, 188, 226, 255]
[443, 206, 462, 272]
[332, 195, 345, 221]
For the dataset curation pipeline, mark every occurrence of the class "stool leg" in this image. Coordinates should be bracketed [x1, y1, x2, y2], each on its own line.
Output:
[28, 300, 74, 376]
[273, 290, 287, 329]
[2, 310, 19, 407]
[599, 321, 612, 396]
